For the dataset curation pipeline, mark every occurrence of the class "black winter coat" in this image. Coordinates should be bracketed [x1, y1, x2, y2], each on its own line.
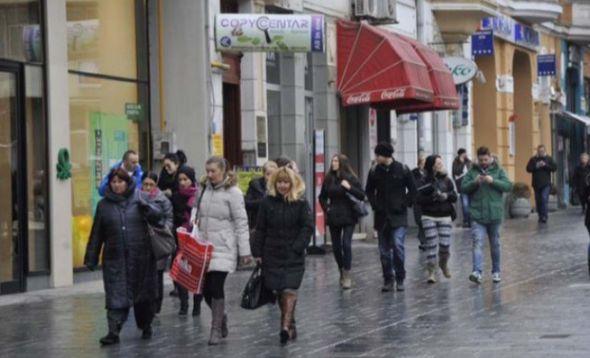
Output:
[245, 176, 267, 229]
[526, 155, 557, 190]
[319, 173, 365, 227]
[365, 161, 417, 230]
[84, 184, 161, 310]
[452, 157, 471, 191]
[252, 195, 314, 291]
[416, 173, 458, 220]
[572, 164, 590, 194]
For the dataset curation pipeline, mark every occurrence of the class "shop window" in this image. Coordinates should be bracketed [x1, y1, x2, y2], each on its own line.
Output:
[66, 0, 147, 80]
[0, 0, 43, 63]
[25, 65, 48, 273]
[266, 52, 281, 85]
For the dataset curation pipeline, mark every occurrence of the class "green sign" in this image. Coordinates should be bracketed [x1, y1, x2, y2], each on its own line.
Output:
[125, 103, 143, 121]
[215, 14, 325, 53]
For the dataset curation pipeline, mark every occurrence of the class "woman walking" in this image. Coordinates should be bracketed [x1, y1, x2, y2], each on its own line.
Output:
[84, 168, 162, 345]
[140, 172, 173, 314]
[252, 167, 314, 344]
[245, 161, 278, 230]
[319, 154, 365, 289]
[416, 155, 458, 283]
[171, 165, 203, 316]
[193, 156, 252, 345]
[158, 150, 187, 198]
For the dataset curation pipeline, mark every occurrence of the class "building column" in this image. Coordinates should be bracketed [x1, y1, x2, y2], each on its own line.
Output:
[435, 111, 455, 170]
[161, 0, 210, 172]
[45, 0, 73, 288]
[396, 116, 419, 167]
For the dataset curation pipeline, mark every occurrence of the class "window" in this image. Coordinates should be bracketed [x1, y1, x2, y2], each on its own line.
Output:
[266, 52, 281, 85]
[0, 0, 43, 63]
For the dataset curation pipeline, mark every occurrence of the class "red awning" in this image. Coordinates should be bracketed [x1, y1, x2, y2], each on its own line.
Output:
[394, 34, 459, 114]
[337, 20, 459, 113]
[337, 20, 433, 108]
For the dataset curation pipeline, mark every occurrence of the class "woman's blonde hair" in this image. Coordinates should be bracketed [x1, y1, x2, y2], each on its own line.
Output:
[267, 167, 305, 202]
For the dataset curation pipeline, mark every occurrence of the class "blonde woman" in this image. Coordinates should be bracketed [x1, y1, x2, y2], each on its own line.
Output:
[252, 167, 314, 345]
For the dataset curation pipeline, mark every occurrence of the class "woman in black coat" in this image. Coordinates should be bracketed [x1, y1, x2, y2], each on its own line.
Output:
[84, 168, 162, 346]
[416, 155, 457, 284]
[158, 150, 187, 198]
[252, 167, 314, 345]
[319, 154, 365, 289]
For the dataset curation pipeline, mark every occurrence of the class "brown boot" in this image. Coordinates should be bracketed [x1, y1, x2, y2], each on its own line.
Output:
[279, 292, 297, 344]
[341, 270, 352, 289]
[208, 298, 225, 345]
[439, 252, 451, 278]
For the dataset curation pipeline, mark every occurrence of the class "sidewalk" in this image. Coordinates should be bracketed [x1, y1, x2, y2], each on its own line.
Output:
[1, 209, 589, 357]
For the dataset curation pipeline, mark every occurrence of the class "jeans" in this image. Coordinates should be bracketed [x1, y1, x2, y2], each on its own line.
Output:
[460, 194, 471, 225]
[379, 226, 407, 283]
[534, 185, 551, 221]
[471, 221, 501, 274]
[329, 225, 354, 270]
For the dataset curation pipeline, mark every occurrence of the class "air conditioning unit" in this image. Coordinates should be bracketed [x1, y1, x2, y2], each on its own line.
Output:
[354, 0, 397, 24]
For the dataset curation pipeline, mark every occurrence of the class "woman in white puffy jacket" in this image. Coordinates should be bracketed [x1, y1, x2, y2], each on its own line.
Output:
[192, 156, 252, 345]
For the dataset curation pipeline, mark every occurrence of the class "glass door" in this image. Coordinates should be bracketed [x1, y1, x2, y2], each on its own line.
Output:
[0, 61, 26, 294]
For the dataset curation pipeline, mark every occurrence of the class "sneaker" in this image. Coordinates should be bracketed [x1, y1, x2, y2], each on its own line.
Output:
[396, 281, 405, 291]
[469, 271, 482, 284]
[492, 272, 501, 283]
[381, 280, 394, 292]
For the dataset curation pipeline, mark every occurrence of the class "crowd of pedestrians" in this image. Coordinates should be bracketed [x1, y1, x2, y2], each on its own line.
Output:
[86, 140, 590, 347]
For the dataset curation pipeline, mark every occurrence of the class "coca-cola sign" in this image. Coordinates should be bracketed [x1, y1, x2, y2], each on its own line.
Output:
[443, 57, 478, 85]
[345, 93, 371, 105]
[380, 88, 406, 101]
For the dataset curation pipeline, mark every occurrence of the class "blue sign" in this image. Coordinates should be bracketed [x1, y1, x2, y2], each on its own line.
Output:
[481, 16, 539, 50]
[472, 30, 494, 56]
[538, 54, 556, 76]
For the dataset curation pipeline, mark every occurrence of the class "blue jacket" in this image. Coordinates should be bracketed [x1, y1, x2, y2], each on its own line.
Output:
[98, 161, 143, 196]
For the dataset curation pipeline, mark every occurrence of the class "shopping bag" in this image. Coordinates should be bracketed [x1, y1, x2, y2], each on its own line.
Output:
[240, 264, 275, 310]
[170, 227, 214, 294]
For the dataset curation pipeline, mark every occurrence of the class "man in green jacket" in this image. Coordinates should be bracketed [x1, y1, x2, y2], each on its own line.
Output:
[461, 146, 513, 284]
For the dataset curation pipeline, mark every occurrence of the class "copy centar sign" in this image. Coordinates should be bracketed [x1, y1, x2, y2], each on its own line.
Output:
[215, 14, 325, 52]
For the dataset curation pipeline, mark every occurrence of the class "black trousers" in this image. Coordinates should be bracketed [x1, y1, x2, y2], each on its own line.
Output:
[329, 225, 355, 270]
[107, 300, 154, 333]
[203, 271, 228, 306]
[155, 270, 164, 313]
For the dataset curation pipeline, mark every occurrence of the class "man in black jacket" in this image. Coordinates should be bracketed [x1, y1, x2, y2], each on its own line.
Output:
[452, 148, 472, 228]
[526, 145, 557, 223]
[572, 153, 590, 214]
[366, 142, 417, 292]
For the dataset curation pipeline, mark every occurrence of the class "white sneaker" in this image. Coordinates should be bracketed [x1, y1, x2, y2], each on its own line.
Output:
[492, 273, 501, 283]
[469, 271, 482, 284]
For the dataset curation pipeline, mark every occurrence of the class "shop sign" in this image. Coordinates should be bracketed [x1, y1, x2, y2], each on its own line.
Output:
[537, 54, 556, 76]
[481, 16, 539, 50]
[471, 29, 494, 56]
[215, 14, 324, 53]
[125, 103, 142, 121]
[443, 57, 478, 85]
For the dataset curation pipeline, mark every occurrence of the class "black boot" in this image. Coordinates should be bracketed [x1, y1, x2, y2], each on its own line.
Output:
[178, 287, 188, 316]
[141, 326, 153, 340]
[192, 295, 202, 316]
[100, 317, 121, 346]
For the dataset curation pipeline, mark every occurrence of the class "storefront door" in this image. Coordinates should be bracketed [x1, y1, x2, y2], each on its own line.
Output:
[0, 61, 26, 294]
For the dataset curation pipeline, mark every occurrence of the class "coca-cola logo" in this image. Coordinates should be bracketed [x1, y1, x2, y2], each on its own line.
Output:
[346, 93, 371, 105]
[380, 88, 406, 100]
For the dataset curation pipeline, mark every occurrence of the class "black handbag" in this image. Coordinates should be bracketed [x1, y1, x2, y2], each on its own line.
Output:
[240, 264, 275, 310]
[345, 192, 369, 218]
[147, 223, 177, 260]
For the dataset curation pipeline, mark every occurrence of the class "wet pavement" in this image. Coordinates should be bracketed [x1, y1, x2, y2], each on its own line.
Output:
[1, 208, 590, 357]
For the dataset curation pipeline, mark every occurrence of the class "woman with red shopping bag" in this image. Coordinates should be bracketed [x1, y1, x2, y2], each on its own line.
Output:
[251, 167, 314, 345]
[192, 156, 252, 345]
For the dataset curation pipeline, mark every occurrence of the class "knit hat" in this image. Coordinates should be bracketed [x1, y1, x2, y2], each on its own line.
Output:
[177, 165, 197, 187]
[374, 142, 394, 157]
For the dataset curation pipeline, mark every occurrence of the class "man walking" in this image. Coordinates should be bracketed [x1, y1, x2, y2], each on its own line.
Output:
[98, 150, 143, 196]
[452, 148, 472, 228]
[526, 145, 557, 223]
[572, 153, 590, 214]
[366, 142, 416, 292]
[462, 147, 512, 284]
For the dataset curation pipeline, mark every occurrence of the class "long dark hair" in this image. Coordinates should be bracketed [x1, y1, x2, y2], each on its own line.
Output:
[164, 150, 187, 166]
[424, 155, 442, 180]
[326, 154, 357, 185]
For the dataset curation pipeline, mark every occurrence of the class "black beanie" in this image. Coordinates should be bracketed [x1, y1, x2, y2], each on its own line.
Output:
[177, 165, 197, 187]
[374, 142, 394, 157]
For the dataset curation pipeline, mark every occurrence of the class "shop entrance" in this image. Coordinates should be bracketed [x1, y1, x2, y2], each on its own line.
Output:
[0, 61, 27, 294]
[222, 53, 242, 167]
[513, 50, 534, 185]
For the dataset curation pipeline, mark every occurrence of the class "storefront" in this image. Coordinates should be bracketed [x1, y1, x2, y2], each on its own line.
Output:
[0, 0, 48, 294]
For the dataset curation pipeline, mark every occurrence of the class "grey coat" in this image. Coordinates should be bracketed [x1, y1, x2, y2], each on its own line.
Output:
[84, 184, 161, 310]
[141, 189, 174, 271]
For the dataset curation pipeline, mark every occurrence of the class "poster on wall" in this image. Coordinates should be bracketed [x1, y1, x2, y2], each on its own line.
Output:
[215, 14, 324, 52]
[314, 129, 326, 244]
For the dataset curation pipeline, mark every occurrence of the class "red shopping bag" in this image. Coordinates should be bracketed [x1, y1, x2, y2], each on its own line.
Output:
[170, 227, 214, 294]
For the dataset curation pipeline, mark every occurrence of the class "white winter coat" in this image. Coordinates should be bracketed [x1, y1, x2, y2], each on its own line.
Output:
[195, 177, 251, 273]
